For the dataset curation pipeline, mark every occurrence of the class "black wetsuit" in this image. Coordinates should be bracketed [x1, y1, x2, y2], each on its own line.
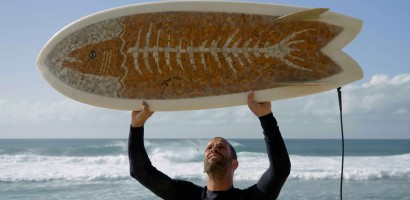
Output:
[128, 113, 291, 200]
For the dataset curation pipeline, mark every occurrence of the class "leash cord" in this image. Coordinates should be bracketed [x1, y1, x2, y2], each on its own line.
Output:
[337, 87, 344, 200]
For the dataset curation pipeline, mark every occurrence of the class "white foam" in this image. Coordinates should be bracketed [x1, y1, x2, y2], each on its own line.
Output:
[289, 154, 410, 180]
[0, 154, 129, 182]
[103, 140, 128, 152]
[229, 141, 243, 147]
[1, 152, 409, 183]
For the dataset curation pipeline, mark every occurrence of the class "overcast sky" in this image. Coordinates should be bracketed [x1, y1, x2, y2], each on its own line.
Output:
[0, 0, 409, 139]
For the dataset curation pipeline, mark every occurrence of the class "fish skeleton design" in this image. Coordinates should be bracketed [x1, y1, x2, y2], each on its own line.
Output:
[128, 24, 313, 74]
[45, 9, 343, 100]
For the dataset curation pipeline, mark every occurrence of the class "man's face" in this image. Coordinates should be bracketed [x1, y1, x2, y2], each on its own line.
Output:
[203, 138, 235, 176]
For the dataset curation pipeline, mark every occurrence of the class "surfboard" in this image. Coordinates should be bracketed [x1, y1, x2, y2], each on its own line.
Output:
[36, 1, 363, 111]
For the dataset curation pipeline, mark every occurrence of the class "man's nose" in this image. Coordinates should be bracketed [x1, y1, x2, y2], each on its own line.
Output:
[211, 147, 218, 153]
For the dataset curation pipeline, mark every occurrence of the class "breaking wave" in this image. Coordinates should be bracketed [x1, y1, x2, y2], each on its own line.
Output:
[1, 149, 409, 183]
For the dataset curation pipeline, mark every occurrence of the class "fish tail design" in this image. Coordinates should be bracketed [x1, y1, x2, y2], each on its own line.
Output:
[265, 29, 314, 71]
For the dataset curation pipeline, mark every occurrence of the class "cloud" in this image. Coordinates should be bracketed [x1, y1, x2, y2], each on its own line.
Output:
[270, 74, 410, 138]
[344, 74, 410, 121]
[0, 100, 127, 125]
[0, 99, 130, 138]
[274, 74, 410, 123]
[1, 74, 409, 138]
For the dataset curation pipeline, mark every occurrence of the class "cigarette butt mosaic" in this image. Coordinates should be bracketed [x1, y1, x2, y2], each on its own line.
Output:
[45, 11, 343, 100]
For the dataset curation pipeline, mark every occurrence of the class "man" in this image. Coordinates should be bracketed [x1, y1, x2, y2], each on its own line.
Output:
[128, 90, 291, 200]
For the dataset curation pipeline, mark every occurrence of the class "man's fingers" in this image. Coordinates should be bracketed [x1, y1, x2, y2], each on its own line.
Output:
[141, 101, 154, 114]
[141, 101, 147, 110]
[131, 101, 154, 128]
[132, 110, 140, 116]
[247, 90, 272, 117]
[248, 90, 255, 104]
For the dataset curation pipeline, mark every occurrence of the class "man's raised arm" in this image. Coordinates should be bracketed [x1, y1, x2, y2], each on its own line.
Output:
[248, 91, 291, 199]
[128, 101, 201, 199]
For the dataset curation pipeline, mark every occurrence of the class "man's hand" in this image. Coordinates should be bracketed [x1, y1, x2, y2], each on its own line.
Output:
[247, 90, 272, 117]
[131, 101, 154, 128]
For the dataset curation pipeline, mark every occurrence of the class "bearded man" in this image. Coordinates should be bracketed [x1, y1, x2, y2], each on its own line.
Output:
[128, 90, 291, 200]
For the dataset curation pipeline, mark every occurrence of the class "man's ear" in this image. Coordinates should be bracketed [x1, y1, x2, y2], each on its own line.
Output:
[232, 160, 239, 171]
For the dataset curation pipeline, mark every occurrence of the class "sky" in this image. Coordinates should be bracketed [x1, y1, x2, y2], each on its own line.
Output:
[0, 0, 409, 139]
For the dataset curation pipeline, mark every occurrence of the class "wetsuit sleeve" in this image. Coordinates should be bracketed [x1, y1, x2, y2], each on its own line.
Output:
[128, 126, 202, 200]
[255, 113, 291, 199]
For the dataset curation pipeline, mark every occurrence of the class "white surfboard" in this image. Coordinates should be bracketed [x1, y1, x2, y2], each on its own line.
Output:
[36, 1, 363, 111]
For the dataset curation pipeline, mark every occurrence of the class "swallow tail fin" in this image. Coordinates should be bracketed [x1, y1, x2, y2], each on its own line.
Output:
[275, 8, 330, 22]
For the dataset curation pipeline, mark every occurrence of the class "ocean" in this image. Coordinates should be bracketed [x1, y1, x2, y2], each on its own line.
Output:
[0, 138, 409, 200]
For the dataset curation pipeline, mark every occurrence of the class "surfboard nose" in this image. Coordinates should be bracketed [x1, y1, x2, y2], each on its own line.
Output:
[36, 41, 55, 78]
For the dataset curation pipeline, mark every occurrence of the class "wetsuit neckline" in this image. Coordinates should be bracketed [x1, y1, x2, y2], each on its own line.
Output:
[203, 186, 236, 199]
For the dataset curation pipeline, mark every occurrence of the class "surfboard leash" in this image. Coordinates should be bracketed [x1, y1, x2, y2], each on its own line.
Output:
[337, 87, 345, 200]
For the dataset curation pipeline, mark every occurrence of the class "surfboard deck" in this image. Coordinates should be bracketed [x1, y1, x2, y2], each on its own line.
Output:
[36, 1, 363, 111]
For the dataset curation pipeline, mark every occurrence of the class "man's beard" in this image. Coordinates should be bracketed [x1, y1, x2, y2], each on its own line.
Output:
[204, 154, 232, 180]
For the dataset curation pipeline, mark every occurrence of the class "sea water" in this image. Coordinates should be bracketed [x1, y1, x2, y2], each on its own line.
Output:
[0, 139, 409, 199]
